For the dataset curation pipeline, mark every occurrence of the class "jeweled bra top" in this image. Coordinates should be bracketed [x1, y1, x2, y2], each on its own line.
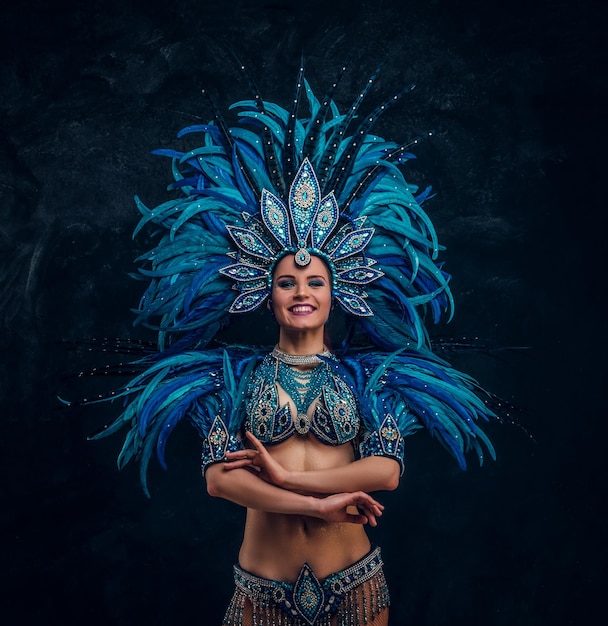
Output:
[244, 353, 360, 446]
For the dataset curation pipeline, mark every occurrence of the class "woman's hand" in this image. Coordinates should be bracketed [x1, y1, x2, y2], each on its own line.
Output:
[223, 431, 288, 486]
[314, 491, 385, 526]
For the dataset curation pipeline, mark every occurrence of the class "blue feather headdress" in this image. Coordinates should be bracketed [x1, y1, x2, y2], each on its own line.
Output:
[133, 63, 451, 351]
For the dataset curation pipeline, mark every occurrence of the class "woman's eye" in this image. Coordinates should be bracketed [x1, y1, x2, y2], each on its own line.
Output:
[277, 280, 295, 288]
[309, 280, 326, 287]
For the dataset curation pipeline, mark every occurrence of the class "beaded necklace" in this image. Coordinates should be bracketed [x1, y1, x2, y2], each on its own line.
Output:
[275, 360, 329, 434]
[271, 344, 331, 366]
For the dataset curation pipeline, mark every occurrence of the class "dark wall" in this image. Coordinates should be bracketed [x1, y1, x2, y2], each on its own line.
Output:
[1, 1, 606, 624]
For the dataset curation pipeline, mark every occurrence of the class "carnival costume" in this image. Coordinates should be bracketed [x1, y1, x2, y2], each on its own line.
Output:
[87, 62, 499, 626]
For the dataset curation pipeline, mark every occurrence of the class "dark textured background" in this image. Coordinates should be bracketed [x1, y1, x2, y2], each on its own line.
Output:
[1, 0, 606, 624]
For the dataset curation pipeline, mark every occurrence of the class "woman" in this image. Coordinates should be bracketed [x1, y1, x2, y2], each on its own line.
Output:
[207, 253, 399, 625]
[87, 64, 498, 626]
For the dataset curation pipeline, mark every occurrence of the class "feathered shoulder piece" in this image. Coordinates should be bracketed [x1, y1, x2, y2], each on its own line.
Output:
[85, 341, 498, 495]
[88, 347, 261, 497]
[330, 346, 497, 469]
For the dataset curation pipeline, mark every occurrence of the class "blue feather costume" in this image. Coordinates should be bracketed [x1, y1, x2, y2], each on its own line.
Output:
[88, 64, 498, 497]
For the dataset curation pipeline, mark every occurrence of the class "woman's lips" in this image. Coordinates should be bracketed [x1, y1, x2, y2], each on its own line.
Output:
[288, 304, 316, 315]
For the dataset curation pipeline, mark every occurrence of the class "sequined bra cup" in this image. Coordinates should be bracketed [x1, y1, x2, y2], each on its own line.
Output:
[245, 354, 360, 446]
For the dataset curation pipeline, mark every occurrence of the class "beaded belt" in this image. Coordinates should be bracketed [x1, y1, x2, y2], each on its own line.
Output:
[233, 547, 384, 626]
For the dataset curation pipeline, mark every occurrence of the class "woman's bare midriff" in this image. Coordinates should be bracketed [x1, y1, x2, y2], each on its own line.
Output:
[237, 435, 372, 581]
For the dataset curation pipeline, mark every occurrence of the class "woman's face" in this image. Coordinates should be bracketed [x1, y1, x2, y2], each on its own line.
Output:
[271, 255, 332, 333]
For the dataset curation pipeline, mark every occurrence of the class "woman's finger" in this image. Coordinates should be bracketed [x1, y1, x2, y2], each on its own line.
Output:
[222, 458, 255, 470]
[245, 431, 265, 453]
[225, 449, 257, 460]
[344, 513, 369, 525]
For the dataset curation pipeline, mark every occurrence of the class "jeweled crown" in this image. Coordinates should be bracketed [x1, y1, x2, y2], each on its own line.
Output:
[219, 158, 383, 316]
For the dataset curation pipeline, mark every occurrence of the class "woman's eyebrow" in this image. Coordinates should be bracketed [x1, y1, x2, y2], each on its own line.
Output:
[275, 274, 327, 280]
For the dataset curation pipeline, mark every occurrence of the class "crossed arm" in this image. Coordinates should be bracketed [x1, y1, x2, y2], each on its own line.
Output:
[205, 431, 401, 526]
[206, 462, 384, 525]
[226, 432, 401, 494]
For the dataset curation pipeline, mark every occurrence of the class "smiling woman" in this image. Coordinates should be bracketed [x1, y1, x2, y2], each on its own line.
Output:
[87, 63, 500, 626]
[270, 255, 333, 341]
[206, 239, 398, 624]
